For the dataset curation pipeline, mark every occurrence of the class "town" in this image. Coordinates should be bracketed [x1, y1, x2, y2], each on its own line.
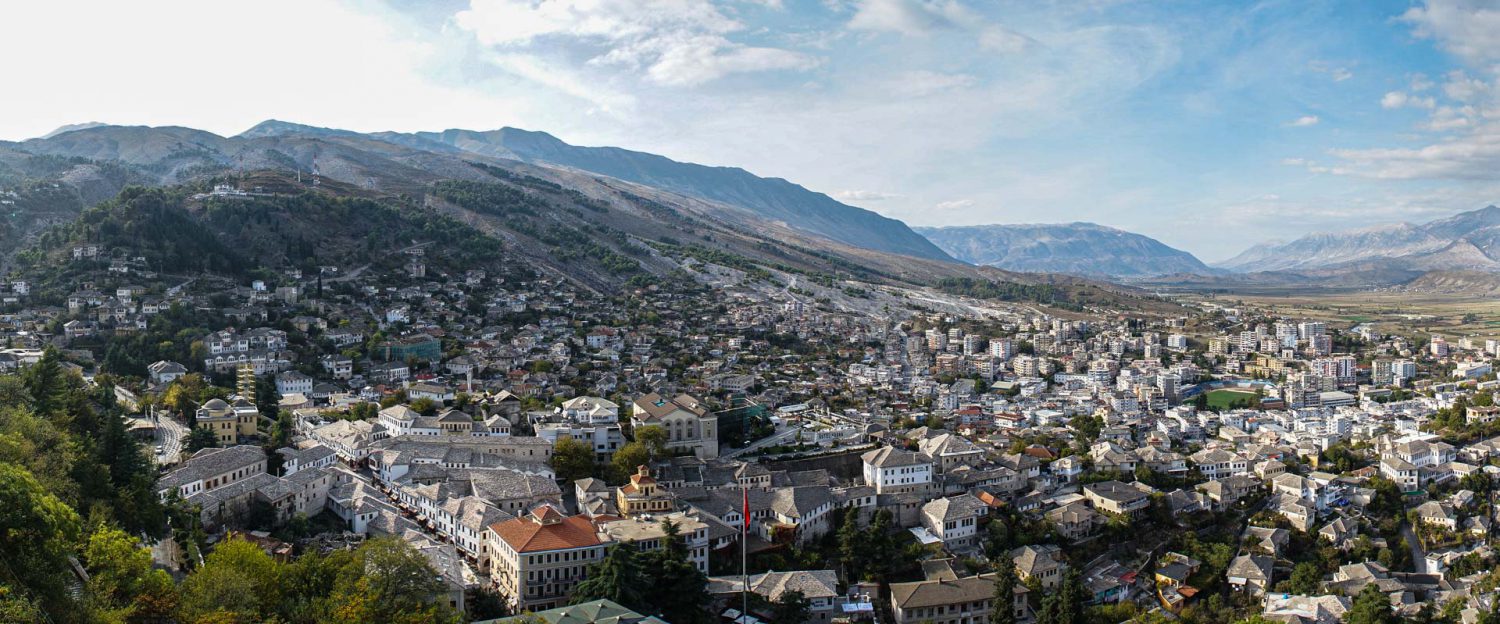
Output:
[5, 204, 1500, 624]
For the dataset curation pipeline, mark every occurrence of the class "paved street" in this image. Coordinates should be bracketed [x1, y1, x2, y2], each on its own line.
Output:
[155, 410, 187, 465]
[721, 424, 797, 459]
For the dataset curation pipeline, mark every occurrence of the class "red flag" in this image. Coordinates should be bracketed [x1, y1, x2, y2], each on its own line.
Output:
[742, 487, 749, 534]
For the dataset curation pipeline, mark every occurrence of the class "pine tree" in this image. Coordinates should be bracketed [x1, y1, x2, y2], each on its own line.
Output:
[1346, 583, 1397, 624]
[641, 520, 711, 624]
[572, 544, 648, 610]
[991, 564, 1018, 624]
[837, 507, 865, 581]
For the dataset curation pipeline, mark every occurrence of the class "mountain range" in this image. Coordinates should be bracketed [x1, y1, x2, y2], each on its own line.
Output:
[0, 120, 1179, 314]
[916, 222, 1213, 278]
[1215, 206, 1500, 273]
[238, 120, 953, 261]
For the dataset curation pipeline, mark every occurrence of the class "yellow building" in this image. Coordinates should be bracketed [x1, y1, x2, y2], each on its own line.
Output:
[197, 396, 260, 446]
[615, 465, 674, 517]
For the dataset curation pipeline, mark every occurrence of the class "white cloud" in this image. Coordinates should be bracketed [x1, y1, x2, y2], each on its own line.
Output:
[1323, 126, 1500, 180]
[1381, 91, 1435, 109]
[1307, 60, 1353, 82]
[847, 0, 973, 35]
[934, 199, 975, 210]
[891, 70, 977, 95]
[454, 0, 817, 86]
[835, 189, 902, 201]
[0, 0, 534, 140]
[485, 52, 637, 113]
[1400, 0, 1500, 65]
[1317, 3, 1500, 183]
[1441, 70, 1491, 102]
[1287, 115, 1319, 127]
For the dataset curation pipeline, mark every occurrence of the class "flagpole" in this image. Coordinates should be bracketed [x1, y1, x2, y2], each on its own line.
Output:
[742, 482, 749, 623]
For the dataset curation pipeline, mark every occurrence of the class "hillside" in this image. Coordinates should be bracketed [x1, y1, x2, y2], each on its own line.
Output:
[3, 122, 1177, 315]
[345, 124, 952, 262]
[916, 222, 1213, 278]
[13, 174, 513, 297]
[17, 122, 953, 263]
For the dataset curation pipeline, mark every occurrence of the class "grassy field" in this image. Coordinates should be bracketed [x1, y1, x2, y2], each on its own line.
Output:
[1204, 389, 1260, 410]
[1199, 291, 1500, 340]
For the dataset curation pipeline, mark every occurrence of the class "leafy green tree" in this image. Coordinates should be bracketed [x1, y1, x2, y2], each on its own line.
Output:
[82, 524, 178, 622]
[634, 425, 668, 460]
[176, 537, 283, 622]
[863, 509, 897, 581]
[837, 507, 867, 581]
[1283, 561, 1323, 595]
[550, 437, 596, 482]
[186, 427, 218, 452]
[23, 348, 69, 418]
[0, 587, 44, 624]
[164, 374, 208, 423]
[1346, 583, 1397, 624]
[0, 462, 83, 616]
[326, 537, 461, 624]
[408, 398, 438, 415]
[610, 442, 650, 483]
[1036, 569, 1084, 624]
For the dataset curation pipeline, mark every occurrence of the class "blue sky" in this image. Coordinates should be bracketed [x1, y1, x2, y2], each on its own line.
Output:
[1, 0, 1498, 261]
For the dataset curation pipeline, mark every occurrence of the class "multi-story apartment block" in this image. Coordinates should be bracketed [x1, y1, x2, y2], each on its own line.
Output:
[486, 506, 609, 613]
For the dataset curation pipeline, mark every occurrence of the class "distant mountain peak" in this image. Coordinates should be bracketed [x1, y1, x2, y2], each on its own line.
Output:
[915, 222, 1213, 278]
[37, 122, 108, 139]
[1219, 204, 1500, 273]
[237, 119, 359, 139]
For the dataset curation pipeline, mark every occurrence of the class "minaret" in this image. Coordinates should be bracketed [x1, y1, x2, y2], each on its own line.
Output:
[236, 363, 256, 399]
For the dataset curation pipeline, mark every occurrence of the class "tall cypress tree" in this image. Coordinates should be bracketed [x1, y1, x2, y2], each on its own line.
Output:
[991, 564, 1018, 624]
[572, 544, 647, 609]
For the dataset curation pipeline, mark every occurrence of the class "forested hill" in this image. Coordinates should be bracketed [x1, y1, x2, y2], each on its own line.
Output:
[0, 348, 470, 623]
[13, 176, 512, 299]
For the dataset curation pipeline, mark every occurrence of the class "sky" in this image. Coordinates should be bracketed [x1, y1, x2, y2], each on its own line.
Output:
[1, 0, 1498, 262]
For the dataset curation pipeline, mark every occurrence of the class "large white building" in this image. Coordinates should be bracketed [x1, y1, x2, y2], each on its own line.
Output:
[861, 446, 934, 494]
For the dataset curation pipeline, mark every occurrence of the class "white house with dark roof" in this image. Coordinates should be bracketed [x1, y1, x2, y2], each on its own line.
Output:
[861, 446, 934, 494]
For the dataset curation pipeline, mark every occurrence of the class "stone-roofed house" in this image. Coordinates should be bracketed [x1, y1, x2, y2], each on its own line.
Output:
[278, 443, 337, 476]
[479, 598, 665, 624]
[861, 446, 934, 494]
[1227, 554, 1274, 595]
[707, 569, 843, 624]
[156, 445, 267, 500]
[1047, 501, 1103, 541]
[889, 571, 1029, 624]
[1013, 544, 1067, 589]
[920, 493, 987, 551]
[1083, 480, 1154, 518]
[915, 432, 985, 473]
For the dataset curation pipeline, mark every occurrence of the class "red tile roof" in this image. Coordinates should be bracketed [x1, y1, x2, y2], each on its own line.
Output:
[490, 512, 603, 553]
